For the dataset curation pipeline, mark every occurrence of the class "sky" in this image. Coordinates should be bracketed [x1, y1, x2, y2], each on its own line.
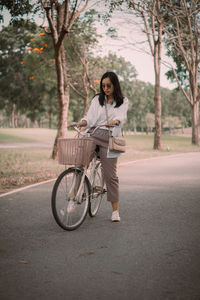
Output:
[94, 10, 176, 89]
[1, 5, 176, 90]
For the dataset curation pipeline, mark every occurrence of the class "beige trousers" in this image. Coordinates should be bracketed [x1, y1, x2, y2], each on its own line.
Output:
[90, 128, 119, 203]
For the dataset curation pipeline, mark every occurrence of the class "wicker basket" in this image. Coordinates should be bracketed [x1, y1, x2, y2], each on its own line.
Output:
[58, 138, 94, 166]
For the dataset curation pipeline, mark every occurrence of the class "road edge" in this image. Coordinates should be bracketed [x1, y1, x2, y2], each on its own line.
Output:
[0, 152, 196, 198]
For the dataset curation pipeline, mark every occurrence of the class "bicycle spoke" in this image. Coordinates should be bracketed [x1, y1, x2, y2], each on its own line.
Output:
[89, 164, 104, 217]
[51, 168, 90, 231]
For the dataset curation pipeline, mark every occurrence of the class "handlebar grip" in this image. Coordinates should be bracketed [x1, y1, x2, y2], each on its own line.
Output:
[68, 122, 77, 128]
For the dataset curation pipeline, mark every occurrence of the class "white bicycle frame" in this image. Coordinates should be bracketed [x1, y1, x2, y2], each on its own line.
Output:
[70, 125, 102, 203]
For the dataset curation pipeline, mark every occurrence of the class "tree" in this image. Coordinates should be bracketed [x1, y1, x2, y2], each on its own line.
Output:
[108, 0, 164, 149]
[128, 0, 164, 149]
[23, 29, 57, 127]
[0, 1, 37, 23]
[65, 10, 100, 117]
[162, 0, 200, 145]
[161, 88, 191, 130]
[39, 0, 89, 158]
[0, 21, 58, 128]
[0, 21, 39, 127]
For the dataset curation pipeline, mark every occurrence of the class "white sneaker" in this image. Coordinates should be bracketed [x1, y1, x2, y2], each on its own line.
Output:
[67, 200, 76, 213]
[111, 210, 120, 222]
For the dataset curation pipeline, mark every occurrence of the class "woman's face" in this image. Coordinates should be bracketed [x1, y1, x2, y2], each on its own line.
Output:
[102, 77, 114, 98]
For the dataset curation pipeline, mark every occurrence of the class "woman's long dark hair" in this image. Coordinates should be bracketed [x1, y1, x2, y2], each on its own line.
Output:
[98, 71, 124, 108]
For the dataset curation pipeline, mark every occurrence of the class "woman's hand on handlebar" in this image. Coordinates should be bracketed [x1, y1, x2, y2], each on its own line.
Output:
[68, 122, 77, 128]
[68, 120, 87, 129]
[106, 120, 120, 127]
[76, 120, 87, 128]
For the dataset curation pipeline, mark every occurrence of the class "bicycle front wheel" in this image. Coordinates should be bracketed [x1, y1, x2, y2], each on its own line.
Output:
[51, 168, 90, 231]
[89, 162, 104, 217]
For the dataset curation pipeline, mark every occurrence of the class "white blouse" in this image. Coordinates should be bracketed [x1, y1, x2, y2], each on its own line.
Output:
[82, 95, 129, 131]
[81, 95, 129, 158]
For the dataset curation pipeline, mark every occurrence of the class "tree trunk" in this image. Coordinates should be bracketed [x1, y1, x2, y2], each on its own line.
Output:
[48, 111, 52, 129]
[52, 87, 69, 159]
[190, 70, 199, 145]
[191, 100, 199, 145]
[26, 118, 30, 128]
[82, 68, 89, 117]
[42, 0, 89, 159]
[48, 99, 52, 129]
[11, 103, 15, 128]
[153, 39, 162, 150]
[51, 43, 69, 159]
[154, 78, 162, 149]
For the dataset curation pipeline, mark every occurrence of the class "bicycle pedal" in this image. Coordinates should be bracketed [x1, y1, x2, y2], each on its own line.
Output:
[93, 186, 104, 193]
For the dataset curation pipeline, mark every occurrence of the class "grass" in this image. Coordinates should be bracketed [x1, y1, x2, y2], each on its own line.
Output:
[0, 147, 64, 193]
[0, 128, 199, 194]
[119, 134, 199, 162]
[125, 133, 199, 152]
[0, 132, 35, 143]
[0, 128, 57, 143]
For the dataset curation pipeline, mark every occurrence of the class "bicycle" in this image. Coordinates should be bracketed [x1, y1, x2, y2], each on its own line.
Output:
[51, 124, 107, 231]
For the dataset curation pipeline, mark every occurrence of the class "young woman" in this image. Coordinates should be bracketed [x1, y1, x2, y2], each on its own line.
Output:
[77, 71, 128, 222]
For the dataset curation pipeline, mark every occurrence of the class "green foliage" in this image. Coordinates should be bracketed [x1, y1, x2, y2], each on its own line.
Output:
[163, 0, 200, 89]
[22, 29, 57, 126]
[0, 20, 58, 127]
[161, 88, 191, 126]
[126, 81, 154, 131]
[0, 8, 192, 131]
[0, 20, 38, 113]
[0, 1, 40, 23]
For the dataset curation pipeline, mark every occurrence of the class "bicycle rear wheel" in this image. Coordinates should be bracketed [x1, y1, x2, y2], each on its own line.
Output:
[51, 168, 90, 231]
[89, 162, 104, 217]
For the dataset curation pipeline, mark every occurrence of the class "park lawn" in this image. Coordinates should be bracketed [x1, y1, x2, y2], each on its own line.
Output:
[0, 128, 199, 194]
[0, 147, 65, 193]
[0, 128, 57, 143]
[0, 128, 75, 144]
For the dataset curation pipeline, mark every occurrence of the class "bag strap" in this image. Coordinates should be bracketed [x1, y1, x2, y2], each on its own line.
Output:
[104, 100, 109, 122]
[104, 100, 112, 137]
[105, 100, 124, 137]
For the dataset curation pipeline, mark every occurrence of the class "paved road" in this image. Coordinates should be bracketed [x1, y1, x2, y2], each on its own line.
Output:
[0, 152, 200, 300]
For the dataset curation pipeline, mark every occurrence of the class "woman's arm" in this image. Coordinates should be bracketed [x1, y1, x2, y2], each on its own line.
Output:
[77, 120, 87, 128]
[107, 119, 120, 126]
[78, 96, 98, 128]
[114, 97, 129, 126]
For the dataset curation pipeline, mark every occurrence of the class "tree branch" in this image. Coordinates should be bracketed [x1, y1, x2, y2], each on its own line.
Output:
[44, 5, 58, 44]
[69, 83, 85, 99]
[140, 11, 154, 56]
[172, 68, 192, 105]
[68, 38, 97, 94]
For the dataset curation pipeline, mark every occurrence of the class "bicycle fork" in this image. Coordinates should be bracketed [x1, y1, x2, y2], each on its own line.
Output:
[89, 158, 106, 197]
[71, 167, 87, 204]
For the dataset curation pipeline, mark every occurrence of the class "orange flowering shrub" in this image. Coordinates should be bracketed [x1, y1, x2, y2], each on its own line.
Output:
[38, 32, 45, 36]
[33, 48, 43, 53]
[29, 76, 34, 80]
[30, 38, 35, 42]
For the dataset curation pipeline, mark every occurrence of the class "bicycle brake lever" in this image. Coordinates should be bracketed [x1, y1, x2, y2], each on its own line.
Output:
[68, 122, 77, 128]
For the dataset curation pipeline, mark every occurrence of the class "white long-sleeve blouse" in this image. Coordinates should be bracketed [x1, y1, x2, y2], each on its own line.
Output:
[82, 95, 128, 129]
[81, 95, 129, 158]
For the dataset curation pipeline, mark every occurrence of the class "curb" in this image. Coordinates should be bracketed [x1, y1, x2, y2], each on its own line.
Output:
[0, 178, 56, 198]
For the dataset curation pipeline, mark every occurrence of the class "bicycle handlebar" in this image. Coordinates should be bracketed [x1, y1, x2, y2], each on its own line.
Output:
[68, 123, 116, 136]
